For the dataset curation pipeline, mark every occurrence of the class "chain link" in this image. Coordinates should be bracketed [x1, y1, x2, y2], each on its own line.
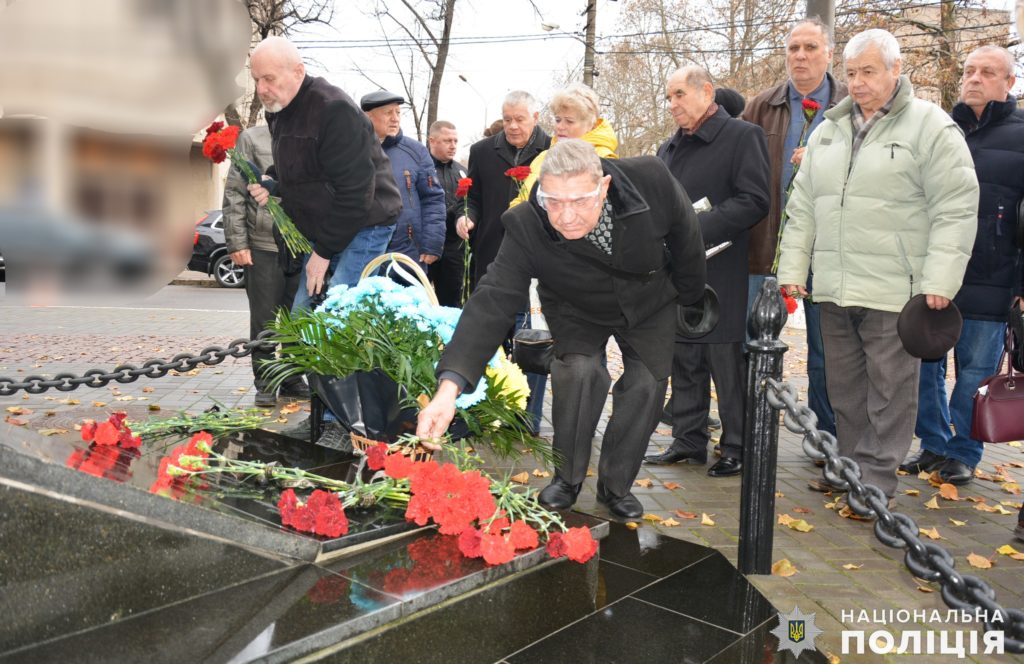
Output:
[0, 331, 277, 397]
[766, 377, 1024, 653]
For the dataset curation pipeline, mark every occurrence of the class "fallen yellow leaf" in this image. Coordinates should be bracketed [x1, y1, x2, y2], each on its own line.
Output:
[975, 503, 1013, 515]
[923, 496, 940, 510]
[510, 472, 530, 484]
[793, 507, 812, 514]
[927, 472, 943, 488]
[624, 522, 639, 530]
[634, 478, 654, 488]
[775, 491, 785, 498]
[965, 496, 985, 503]
[771, 558, 798, 577]
[660, 518, 680, 527]
[148, 404, 161, 412]
[36, 428, 68, 436]
[842, 563, 863, 570]
[663, 481, 682, 490]
[919, 527, 943, 540]
[967, 553, 993, 569]
[1002, 482, 1021, 496]
[917, 471, 932, 481]
[585, 468, 596, 477]
[896, 469, 909, 476]
[91, 401, 107, 407]
[1011, 553, 1024, 561]
[777, 514, 815, 532]
[825, 651, 841, 664]
[280, 403, 302, 415]
[142, 386, 155, 393]
[903, 489, 921, 496]
[948, 518, 967, 526]
[916, 583, 935, 593]
[1001, 500, 1023, 509]
[4, 416, 27, 426]
[700, 513, 716, 526]
[531, 469, 551, 478]
[1007, 441, 1022, 448]
[641, 513, 663, 523]
[675, 510, 698, 519]
[60, 399, 80, 405]
[938, 484, 960, 501]
[996, 544, 1021, 556]
[275, 416, 288, 423]
[5, 406, 30, 414]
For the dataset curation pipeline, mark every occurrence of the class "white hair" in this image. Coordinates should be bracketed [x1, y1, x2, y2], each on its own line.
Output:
[539, 138, 603, 184]
[844, 29, 901, 70]
[503, 90, 541, 116]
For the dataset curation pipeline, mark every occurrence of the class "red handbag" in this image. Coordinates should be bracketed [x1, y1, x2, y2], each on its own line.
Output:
[971, 347, 1024, 443]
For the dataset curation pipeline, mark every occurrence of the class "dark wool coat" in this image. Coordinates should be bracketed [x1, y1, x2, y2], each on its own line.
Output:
[950, 98, 1024, 321]
[438, 156, 707, 389]
[265, 75, 402, 258]
[657, 106, 770, 343]
[464, 127, 551, 286]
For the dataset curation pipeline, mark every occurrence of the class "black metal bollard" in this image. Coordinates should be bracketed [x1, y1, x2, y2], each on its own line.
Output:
[738, 277, 789, 574]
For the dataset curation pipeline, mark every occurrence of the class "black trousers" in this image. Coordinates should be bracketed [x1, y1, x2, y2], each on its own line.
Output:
[428, 238, 466, 308]
[669, 341, 746, 460]
[550, 338, 666, 498]
[246, 248, 300, 388]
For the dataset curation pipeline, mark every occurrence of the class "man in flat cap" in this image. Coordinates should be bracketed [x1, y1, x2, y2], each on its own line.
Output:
[247, 36, 402, 311]
[361, 90, 446, 271]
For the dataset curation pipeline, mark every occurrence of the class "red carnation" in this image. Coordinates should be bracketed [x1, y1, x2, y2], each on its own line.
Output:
[80, 420, 97, 442]
[93, 420, 120, 446]
[508, 520, 539, 550]
[204, 121, 224, 136]
[313, 494, 349, 538]
[561, 526, 598, 563]
[366, 442, 388, 471]
[546, 532, 568, 558]
[457, 527, 483, 558]
[479, 530, 516, 565]
[780, 287, 798, 314]
[504, 166, 532, 182]
[383, 450, 415, 479]
[802, 99, 821, 112]
[278, 488, 299, 527]
[455, 177, 472, 198]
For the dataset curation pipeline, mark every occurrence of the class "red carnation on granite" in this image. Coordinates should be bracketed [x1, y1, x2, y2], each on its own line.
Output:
[561, 526, 598, 563]
[479, 530, 516, 565]
[508, 520, 539, 550]
[457, 527, 483, 559]
[366, 442, 389, 471]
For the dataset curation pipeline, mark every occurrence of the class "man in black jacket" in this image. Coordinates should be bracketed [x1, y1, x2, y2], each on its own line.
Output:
[455, 91, 550, 288]
[426, 120, 468, 307]
[904, 45, 1024, 485]
[645, 66, 770, 478]
[246, 36, 402, 311]
[418, 139, 707, 519]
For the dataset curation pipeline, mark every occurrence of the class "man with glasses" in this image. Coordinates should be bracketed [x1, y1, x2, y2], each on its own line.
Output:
[417, 139, 707, 519]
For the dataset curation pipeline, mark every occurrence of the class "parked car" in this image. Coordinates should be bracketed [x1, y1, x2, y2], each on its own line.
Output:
[187, 210, 245, 288]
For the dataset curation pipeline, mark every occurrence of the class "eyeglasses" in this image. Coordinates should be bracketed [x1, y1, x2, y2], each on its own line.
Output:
[536, 184, 602, 213]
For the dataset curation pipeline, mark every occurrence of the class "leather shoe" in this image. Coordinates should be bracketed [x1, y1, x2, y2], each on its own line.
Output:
[644, 445, 707, 466]
[706, 415, 722, 431]
[597, 485, 643, 519]
[254, 389, 277, 407]
[707, 457, 741, 477]
[808, 477, 844, 493]
[280, 379, 311, 399]
[898, 448, 946, 475]
[937, 458, 974, 485]
[538, 478, 581, 510]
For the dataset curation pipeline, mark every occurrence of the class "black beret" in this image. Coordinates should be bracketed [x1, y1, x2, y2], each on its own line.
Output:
[897, 294, 963, 360]
[360, 90, 405, 112]
[677, 285, 720, 339]
[714, 87, 746, 118]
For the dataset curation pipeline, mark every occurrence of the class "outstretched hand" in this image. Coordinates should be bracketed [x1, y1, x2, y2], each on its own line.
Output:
[416, 380, 460, 449]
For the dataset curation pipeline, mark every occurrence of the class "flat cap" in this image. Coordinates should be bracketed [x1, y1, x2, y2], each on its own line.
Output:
[360, 90, 405, 111]
[897, 294, 963, 360]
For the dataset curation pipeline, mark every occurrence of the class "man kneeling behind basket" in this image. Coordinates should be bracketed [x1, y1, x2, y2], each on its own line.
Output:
[417, 139, 708, 519]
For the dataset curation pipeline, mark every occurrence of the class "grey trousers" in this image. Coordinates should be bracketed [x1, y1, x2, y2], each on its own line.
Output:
[549, 338, 666, 498]
[246, 249, 300, 388]
[819, 303, 920, 498]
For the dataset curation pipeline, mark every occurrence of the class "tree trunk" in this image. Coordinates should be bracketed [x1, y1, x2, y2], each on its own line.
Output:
[427, 0, 457, 129]
[938, 0, 958, 111]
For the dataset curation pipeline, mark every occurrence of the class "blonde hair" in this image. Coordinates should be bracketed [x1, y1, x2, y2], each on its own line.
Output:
[548, 83, 601, 129]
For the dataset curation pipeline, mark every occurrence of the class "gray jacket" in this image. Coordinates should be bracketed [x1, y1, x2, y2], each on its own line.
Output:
[223, 125, 277, 253]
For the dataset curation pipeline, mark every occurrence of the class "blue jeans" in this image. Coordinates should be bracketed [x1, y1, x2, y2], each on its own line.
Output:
[292, 224, 395, 312]
[916, 318, 1006, 468]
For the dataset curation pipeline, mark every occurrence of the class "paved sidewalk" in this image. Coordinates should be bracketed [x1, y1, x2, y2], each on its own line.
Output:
[2, 288, 1023, 662]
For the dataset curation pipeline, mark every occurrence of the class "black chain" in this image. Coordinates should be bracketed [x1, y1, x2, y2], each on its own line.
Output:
[0, 331, 277, 397]
[766, 378, 1024, 653]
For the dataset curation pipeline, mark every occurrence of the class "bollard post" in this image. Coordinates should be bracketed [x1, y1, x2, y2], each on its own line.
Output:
[738, 277, 789, 574]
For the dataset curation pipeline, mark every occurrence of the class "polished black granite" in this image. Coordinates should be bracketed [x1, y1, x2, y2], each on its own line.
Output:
[633, 552, 777, 635]
[595, 560, 660, 608]
[507, 597, 741, 664]
[598, 520, 716, 577]
[0, 484, 288, 655]
[706, 619, 829, 664]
